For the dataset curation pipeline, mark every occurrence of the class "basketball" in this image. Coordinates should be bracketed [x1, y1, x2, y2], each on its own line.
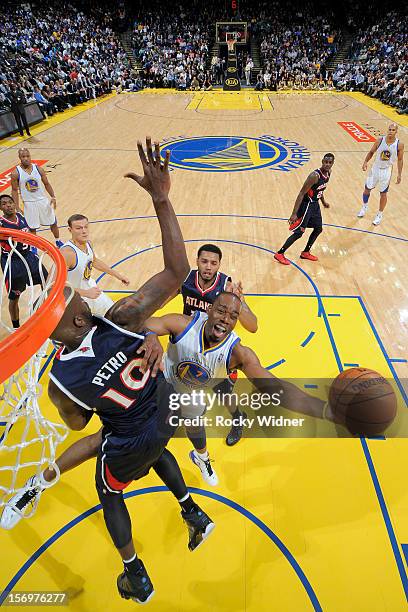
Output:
[329, 368, 397, 436]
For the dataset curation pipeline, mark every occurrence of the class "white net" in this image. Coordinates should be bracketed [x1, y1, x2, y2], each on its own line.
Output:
[0, 233, 68, 526]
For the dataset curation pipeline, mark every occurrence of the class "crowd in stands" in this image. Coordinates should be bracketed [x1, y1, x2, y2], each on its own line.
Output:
[0, 3, 130, 117]
[130, 0, 214, 90]
[332, 12, 407, 114]
[0, 0, 406, 126]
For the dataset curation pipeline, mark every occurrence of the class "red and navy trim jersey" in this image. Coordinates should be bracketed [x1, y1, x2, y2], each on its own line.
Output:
[49, 317, 160, 437]
[0, 213, 30, 257]
[301, 168, 330, 206]
[181, 269, 230, 316]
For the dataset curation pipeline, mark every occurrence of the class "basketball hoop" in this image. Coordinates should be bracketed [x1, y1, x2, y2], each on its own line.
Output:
[0, 228, 67, 526]
[227, 39, 236, 54]
[226, 33, 237, 54]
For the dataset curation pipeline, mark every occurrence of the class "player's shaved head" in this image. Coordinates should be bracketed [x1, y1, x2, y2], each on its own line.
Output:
[388, 123, 398, 132]
[50, 286, 93, 349]
[18, 148, 30, 157]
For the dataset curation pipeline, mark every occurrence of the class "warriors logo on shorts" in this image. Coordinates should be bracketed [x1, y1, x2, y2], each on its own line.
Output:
[25, 179, 40, 192]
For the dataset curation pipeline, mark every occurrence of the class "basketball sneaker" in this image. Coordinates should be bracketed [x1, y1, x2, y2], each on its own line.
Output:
[189, 450, 218, 486]
[181, 505, 215, 551]
[357, 203, 368, 218]
[226, 411, 247, 446]
[300, 251, 318, 261]
[372, 211, 383, 226]
[0, 475, 44, 530]
[274, 253, 290, 265]
[117, 560, 154, 604]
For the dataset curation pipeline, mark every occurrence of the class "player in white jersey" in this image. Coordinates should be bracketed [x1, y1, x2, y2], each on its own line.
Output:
[358, 123, 404, 225]
[3, 291, 338, 527]
[10, 148, 63, 247]
[61, 213, 129, 316]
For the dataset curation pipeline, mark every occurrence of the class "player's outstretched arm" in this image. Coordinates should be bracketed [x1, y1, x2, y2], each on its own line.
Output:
[289, 172, 318, 224]
[107, 138, 189, 333]
[145, 313, 191, 337]
[92, 255, 129, 285]
[230, 343, 332, 420]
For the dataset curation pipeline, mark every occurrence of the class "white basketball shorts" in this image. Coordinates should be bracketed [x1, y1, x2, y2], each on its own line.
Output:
[23, 198, 56, 229]
[83, 278, 114, 316]
[366, 166, 392, 193]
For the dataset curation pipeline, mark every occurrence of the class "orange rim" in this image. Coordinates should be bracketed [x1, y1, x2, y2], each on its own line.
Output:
[0, 229, 66, 384]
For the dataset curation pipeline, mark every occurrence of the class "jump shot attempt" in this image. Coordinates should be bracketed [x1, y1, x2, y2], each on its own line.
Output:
[2, 139, 215, 604]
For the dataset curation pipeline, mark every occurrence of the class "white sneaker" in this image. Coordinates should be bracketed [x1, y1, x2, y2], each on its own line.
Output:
[357, 203, 368, 218]
[189, 450, 219, 486]
[0, 475, 44, 530]
[373, 211, 383, 226]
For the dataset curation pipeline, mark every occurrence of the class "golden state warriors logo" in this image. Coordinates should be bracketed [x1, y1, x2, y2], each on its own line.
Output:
[176, 361, 211, 388]
[83, 260, 93, 280]
[160, 135, 310, 172]
[380, 150, 391, 161]
[25, 178, 39, 192]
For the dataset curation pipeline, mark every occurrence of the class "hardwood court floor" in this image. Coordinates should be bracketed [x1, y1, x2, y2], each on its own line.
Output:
[0, 91, 407, 611]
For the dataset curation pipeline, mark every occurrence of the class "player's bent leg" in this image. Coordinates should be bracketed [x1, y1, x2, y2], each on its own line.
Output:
[153, 449, 215, 551]
[358, 187, 371, 217]
[8, 297, 20, 329]
[300, 225, 322, 261]
[185, 424, 219, 486]
[95, 455, 155, 604]
[0, 431, 102, 530]
[215, 376, 247, 446]
[274, 228, 304, 265]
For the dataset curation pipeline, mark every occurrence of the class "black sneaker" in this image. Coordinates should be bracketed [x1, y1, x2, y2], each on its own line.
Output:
[117, 561, 154, 604]
[181, 505, 215, 551]
[226, 411, 247, 446]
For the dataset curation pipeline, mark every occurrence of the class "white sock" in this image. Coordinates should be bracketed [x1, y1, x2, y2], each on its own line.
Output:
[197, 450, 209, 460]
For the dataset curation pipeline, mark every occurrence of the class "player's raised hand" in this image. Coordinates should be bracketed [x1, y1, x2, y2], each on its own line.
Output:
[124, 137, 171, 200]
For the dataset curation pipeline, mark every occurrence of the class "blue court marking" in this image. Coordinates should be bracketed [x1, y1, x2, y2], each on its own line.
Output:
[367, 436, 386, 440]
[0, 423, 6, 427]
[343, 363, 360, 367]
[360, 438, 408, 600]
[0, 486, 323, 612]
[266, 359, 286, 370]
[390, 359, 407, 364]
[301, 331, 315, 347]
[304, 384, 318, 389]
[402, 545, 408, 567]
[327, 313, 341, 317]
[38, 213, 408, 244]
[357, 296, 408, 407]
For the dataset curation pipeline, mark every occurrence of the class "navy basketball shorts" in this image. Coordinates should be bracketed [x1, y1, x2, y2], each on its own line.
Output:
[289, 200, 322, 232]
[1, 252, 47, 300]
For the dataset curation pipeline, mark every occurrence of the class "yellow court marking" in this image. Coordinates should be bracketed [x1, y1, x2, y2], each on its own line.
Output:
[1, 294, 407, 611]
[0, 93, 117, 150]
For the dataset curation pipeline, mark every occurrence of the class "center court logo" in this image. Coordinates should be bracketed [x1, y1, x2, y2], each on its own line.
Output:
[160, 135, 310, 173]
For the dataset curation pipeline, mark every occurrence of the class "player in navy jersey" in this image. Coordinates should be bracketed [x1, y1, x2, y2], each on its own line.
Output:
[0, 194, 47, 328]
[274, 154, 335, 265]
[177, 243, 258, 445]
[2, 140, 214, 604]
